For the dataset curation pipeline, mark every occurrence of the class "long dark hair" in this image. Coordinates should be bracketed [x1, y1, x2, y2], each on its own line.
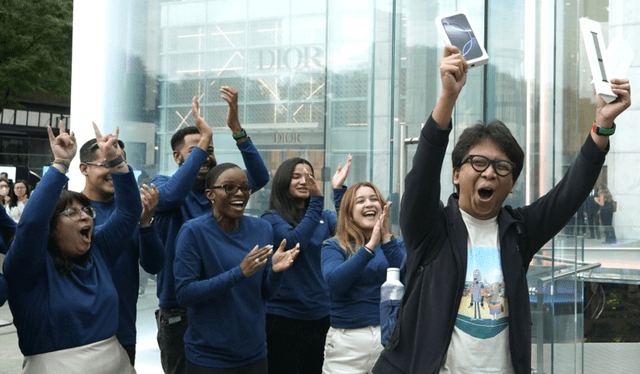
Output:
[8, 180, 30, 208]
[268, 157, 314, 227]
[48, 190, 94, 274]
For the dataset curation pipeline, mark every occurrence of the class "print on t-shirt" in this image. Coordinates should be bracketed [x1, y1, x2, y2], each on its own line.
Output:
[456, 246, 509, 339]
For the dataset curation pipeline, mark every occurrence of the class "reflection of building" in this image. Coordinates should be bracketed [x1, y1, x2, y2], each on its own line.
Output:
[65, 0, 640, 371]
[0, 92, 70, 186]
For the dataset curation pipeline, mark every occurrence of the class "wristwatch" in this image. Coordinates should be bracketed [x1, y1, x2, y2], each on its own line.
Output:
[140, 217, 154, 228]
[592, 122, 615, 136]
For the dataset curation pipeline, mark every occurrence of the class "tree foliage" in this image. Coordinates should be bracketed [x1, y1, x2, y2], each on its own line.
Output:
[0, 0, 73, 109]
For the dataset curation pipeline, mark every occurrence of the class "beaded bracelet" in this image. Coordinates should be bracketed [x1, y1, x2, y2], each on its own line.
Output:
[52, 159, 71, 173]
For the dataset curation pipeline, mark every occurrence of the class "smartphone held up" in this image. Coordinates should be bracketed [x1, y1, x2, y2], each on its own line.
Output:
[435, 12, 489, 68]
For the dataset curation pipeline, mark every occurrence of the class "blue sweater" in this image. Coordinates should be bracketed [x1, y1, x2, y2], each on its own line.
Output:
[174, 214, 282, 368]
[91, 198, 165, 347]
[153, 139, 269, 308]
[2, 167, 141, 356]
[261, 196, 336, 320]
[322, 238, 405, 328]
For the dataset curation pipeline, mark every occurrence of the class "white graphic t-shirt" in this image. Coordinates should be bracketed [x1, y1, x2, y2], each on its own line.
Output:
[439, 209, 514, 374]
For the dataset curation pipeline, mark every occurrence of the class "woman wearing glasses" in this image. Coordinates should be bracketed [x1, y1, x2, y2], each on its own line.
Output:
[2, 122, 141, 373]
[174, 163, 299, 373]
[7, 179, 30, 222]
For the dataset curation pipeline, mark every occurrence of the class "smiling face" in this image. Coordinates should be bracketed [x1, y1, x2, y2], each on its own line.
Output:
[351, 186, 383, 235]
[51, 199, 95, 257]
[80, 148, 114, 201]
[288, 163, 312, 205]
[453, 139, 514, 220]
[206, 167, 250, 230]
[174, 133, 216, 177]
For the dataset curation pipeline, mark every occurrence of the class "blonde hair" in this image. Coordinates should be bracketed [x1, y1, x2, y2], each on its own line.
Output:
[334, 182, 389, 255]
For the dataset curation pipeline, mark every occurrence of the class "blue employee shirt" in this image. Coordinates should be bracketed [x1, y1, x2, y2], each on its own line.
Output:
[3, 167, 141, 356]
[174, 214, 282, 368]
[322, 237, 406, 328]
[91, 198, 165, 347]
[153, 139, 269, 309]
[261, 196, 336, 320]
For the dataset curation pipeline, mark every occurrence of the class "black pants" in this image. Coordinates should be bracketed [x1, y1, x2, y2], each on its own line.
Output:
[122, 344, 136, 366]
[156, 307, 189, 374]
[266, 314, 330, 374]
[186, 357, 267, 374]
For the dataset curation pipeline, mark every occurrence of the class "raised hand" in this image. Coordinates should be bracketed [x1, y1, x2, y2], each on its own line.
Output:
[192, 96, 213, 150]
[240, 244, 273, 277]
[595, 78, 631, 126]
[332, 154, 352, 189]
[220, 86, 243, 134]
[47, 119, 77, 162]
[304, 166, 323, 197]
[139, 184, 160, 225]
[92, 122, 123, 162]
[272, 239, 300, 273]
[439, 45, 468, 98]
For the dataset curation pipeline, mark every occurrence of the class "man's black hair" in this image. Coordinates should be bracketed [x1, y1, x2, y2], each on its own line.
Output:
[452, 119, 524, 185]
[79, 138, 126, 163]
[171, 127, 201, 151]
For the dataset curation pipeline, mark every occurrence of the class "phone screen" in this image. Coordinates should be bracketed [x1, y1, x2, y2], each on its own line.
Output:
[440, 13, 484, 61]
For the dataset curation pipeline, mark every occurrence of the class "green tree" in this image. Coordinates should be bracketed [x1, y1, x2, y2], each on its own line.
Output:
[0, 0, 73, 109]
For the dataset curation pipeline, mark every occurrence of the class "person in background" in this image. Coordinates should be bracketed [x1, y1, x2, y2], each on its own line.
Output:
[153, 87, 269, 374]
[373, 45, 630, 374]
[595, 186, 617, 244]
[174, 163, 299, 373]
[0, 178, 10, 208]
[79, 136, 165, 365]
[321, 181, 405, 374]
[7, 179, 30, 222]
[3, 122, 141, 373]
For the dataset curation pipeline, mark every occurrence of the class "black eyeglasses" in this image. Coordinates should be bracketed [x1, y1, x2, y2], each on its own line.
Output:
[83, 161, 109, 168]
[59, 206, 97, 220]
[211, 184, 252, 195]
[459, 155, 516, 177]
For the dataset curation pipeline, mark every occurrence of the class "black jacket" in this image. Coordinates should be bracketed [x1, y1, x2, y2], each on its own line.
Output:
[373, 116, 607, 374]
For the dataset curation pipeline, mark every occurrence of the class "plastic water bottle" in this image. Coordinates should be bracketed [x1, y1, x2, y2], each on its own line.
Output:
[381, 267, 404, 301]
[380, 267, 404, 346]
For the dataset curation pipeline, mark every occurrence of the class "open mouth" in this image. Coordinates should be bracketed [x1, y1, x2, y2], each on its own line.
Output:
[80, 226, 92, 239]
[478, 188, 494, 199]
[230, 200, 245, 208]
[363, 211, 377, 218]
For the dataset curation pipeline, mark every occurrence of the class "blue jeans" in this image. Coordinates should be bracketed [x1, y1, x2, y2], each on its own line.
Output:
[156, 307, 189, 374]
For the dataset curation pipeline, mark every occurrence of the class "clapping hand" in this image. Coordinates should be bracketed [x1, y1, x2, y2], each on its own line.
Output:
[332, 154, 352, 189]
[366, 201, 393, 251]
[271, 239, 300, 273]
[140, 184, 160, 225]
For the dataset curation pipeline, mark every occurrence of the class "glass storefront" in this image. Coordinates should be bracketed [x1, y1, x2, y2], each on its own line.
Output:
[67, 0, 639, 372]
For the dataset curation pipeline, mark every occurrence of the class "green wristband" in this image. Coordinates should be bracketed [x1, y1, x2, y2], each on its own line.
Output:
[232, 128, 247, 139]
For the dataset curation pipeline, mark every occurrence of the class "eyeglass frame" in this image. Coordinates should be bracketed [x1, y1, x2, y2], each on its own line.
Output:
[210, 184, 253, 195]
[59, 205, 97, 220]
[82, 160, 110, 168]
[458, 154, 516, 177]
